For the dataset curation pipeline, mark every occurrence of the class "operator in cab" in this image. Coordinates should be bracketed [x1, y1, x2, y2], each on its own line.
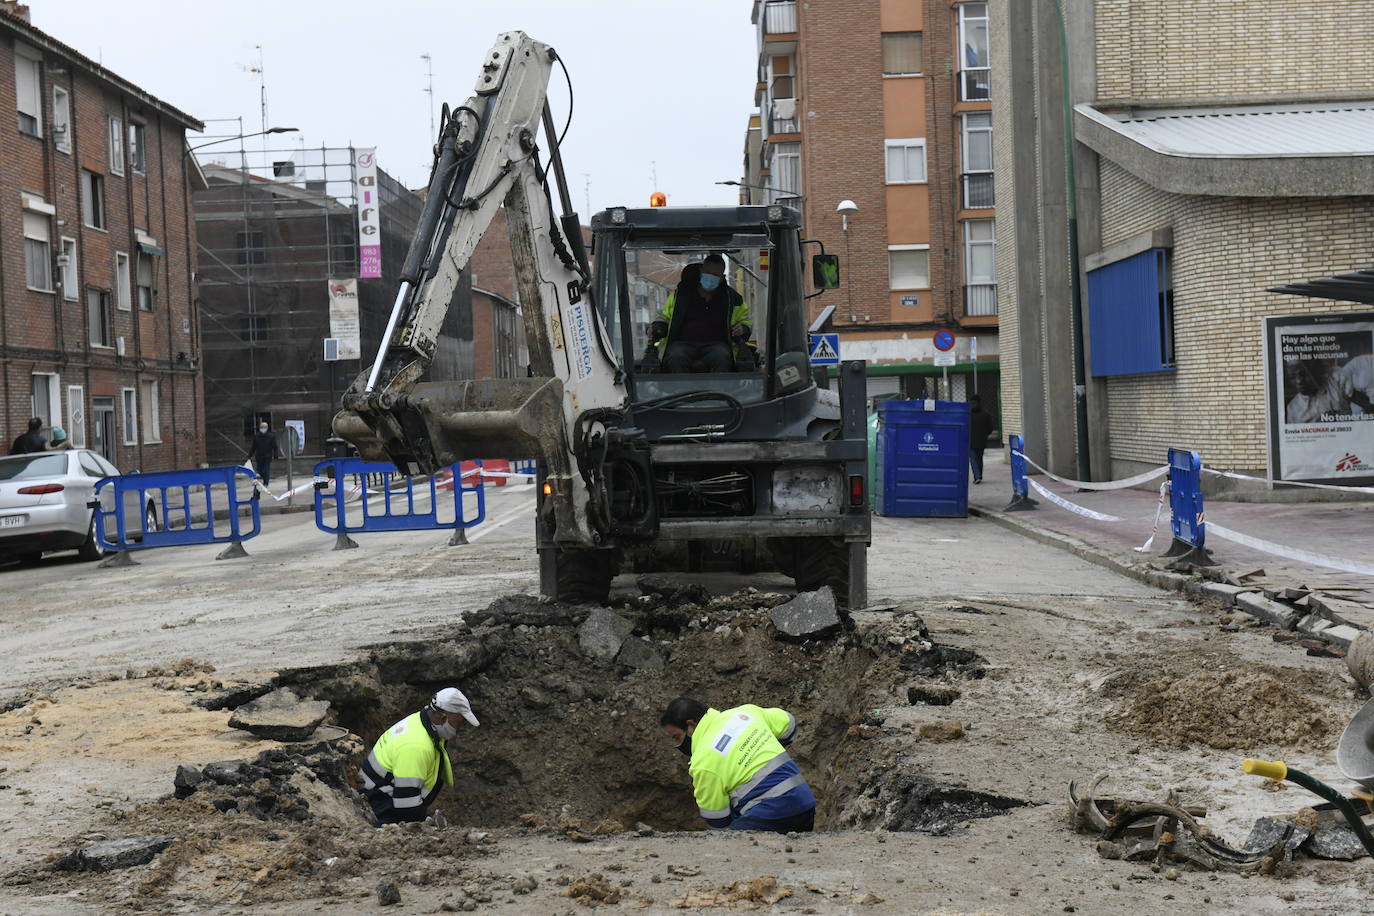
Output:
[360, 687, 479, 826]
[650, 254, 751, 373]
[660, 696, 816, 833]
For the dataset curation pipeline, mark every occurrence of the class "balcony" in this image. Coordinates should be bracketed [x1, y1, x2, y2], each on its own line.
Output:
[762, 0, 797, 36]
[964, 284, 998, 317]
[768, 96, 799, 135]
[960, 67, 991, 102]
[961, 173, 995, 209]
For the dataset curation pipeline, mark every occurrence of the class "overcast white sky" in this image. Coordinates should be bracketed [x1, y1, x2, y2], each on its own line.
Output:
[37, 0, 759, 210]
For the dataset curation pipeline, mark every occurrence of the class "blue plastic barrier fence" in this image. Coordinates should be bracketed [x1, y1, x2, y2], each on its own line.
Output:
[94, 465, 261, 560]
[313, 459, 485, 543]
[1164, 447, 1214, 565]
[510, 459, 537, 477]
[1005, 433, 1038, 511]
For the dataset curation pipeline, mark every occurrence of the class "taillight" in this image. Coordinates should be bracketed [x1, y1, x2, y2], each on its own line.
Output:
[542, 482, 553, 497]
[848, 475, 864, 507]
[18, 483, 65, 495]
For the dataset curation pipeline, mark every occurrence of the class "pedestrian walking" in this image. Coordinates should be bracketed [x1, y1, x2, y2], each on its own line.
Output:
[660, 696, 816, 833]
[968, 394, 996, 484]
[360, 687, 479, 826]
[246, 420, 283, 487]
[9, 417, 46, 455]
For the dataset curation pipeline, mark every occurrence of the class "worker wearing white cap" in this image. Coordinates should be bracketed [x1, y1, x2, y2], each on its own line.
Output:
[360, 687, 480, 826]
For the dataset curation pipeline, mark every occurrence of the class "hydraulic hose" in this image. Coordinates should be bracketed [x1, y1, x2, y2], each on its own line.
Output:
[1243, 759, 1374, 859]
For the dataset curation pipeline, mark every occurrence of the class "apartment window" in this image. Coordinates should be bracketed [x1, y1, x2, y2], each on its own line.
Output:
[108, 117, 125, 175]
[32, 373, 59, 434]
[129, 122, 147, 173]
[82, 171, 106, 229]
[121, 388, 138, 445]
[14, 45, 41, 136]
[115, 252, 132, 310]
[236, 230, 266, 265]
[136, 252, 155, 311]
[88, 288, 113, 348]
[884, 139, 927, 184]
[881, 32, 923, 75]
[771, 141, 801, 200]
[959, 3, 991, 101]
[888, 245, 930, 289]
[53, 87, 71, 153]
[60, 237, 78, 300]
[961, 112, 995, 207]
[67, 385, 86, 448]
[140, 380, 160, 443]
[23, 212, 53, 291]
[240, 315, 270, 344]
[963, 219, 997, 316]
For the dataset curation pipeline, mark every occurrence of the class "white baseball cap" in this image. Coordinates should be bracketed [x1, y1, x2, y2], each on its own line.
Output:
[431, 687, 480, 727]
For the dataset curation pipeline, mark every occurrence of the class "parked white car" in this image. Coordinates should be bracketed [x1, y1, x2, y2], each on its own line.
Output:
[0, 449, 156, 563]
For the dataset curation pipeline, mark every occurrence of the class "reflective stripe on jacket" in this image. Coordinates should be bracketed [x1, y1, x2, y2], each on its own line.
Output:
[360, 711, 453, 823]
[688, 704, 814, 828]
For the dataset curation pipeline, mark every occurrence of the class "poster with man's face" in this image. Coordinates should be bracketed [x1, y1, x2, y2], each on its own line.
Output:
[1265, 312, 1374, 483]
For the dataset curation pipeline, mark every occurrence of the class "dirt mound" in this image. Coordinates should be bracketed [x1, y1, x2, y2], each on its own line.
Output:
[671, 875, 792, 909]
[1102, 652, 1348, 751]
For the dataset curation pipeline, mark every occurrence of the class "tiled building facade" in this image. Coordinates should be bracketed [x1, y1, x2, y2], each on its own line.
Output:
[1, 3, 204, 469]
[743, 0, 1000, 406]
[992, 0, 1374, 481]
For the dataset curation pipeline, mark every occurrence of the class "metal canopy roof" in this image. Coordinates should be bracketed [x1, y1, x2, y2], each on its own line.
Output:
[1269, 269, 1374, 305]
[1079, 102, 1374, 159]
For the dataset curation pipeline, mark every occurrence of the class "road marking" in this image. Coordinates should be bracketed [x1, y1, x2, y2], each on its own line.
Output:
[468, 497, 535, 542]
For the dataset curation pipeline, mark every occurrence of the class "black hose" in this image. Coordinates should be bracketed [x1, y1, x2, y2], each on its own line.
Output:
[1285, 767, 1374, 859]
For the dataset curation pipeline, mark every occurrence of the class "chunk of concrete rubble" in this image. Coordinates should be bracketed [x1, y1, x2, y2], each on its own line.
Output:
[1305, 809, 1371, 860]
[769, 587, 840, 639]
[376, 881, 402, 906]
[1244, 817, 1310, 860]
[227, 688, 330, 742]
[56, 835, 176, 872]
[173, 764, 203, 799]
[369, 634, 502, 684]
[1236, 592, 1300, 630]
[578, 608, 635, 662]
[615, 637, 665, 671]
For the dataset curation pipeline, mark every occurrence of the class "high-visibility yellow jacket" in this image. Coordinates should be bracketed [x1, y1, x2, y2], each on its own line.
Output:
[687, 704, 813, 828]
[654, 286, 752, 353]
[360, 711, 453, 824]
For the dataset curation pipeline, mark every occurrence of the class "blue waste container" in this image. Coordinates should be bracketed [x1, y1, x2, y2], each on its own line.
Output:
[875, 400, 970, 517]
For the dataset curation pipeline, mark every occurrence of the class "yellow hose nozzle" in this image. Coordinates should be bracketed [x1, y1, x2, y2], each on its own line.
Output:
[1242, 758, 1288, 781]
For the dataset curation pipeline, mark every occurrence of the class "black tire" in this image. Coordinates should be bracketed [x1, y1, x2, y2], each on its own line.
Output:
[18, 551, 43, 565]
[553, 548, 618, 604]
[144, 502, 159, 534]
[788, 537, 851, 609]
[77, 517, 107, 561]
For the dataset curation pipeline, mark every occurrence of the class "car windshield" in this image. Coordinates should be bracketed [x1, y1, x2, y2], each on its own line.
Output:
[0, 454, 68, 480]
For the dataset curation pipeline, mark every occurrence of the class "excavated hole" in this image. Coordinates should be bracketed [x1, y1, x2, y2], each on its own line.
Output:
[273, 590, 1006, 835]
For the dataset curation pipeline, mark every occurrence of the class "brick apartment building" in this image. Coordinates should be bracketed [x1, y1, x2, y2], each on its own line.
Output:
[742, 0, 1000, 410]
[1, 2, 205, 469]
[993, 0, 1374, 483]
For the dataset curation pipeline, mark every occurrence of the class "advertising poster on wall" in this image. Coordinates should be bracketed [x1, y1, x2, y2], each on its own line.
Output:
[327, 278, 361, 359]
[1264, 311, 1374, 485]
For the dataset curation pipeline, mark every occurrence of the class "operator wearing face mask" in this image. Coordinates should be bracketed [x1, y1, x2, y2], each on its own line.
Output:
[360, 687, 480, 826]
[650, 253, 752, 373]
[659, 696, 815, 833]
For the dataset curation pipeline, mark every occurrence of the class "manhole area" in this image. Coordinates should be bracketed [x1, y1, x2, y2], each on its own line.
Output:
[278, 590, 997, 834]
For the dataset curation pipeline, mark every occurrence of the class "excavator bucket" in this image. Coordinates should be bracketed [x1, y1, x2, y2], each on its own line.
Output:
[333, 377, 568, 477]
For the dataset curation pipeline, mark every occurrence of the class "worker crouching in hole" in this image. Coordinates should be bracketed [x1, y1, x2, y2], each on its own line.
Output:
[360, 687, 479, 827]
[660, 696, 816, 833]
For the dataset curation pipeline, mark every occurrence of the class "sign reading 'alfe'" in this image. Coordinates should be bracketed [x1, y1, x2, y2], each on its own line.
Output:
[354, 148, 381, 279]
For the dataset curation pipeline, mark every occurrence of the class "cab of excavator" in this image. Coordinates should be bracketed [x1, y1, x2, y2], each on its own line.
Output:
[590, 204, 833, 413]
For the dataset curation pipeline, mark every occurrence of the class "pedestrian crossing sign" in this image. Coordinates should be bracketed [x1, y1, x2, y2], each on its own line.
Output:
[808, 333, 841, 366]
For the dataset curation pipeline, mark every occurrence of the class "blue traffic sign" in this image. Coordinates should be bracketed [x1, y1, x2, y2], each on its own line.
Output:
[808, 333, 841, 366]
[933, 330, 956, 351]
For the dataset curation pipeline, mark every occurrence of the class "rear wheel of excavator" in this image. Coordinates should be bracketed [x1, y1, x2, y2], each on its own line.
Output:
[770, 536, 859, 609]
[542, 547, 619, 604]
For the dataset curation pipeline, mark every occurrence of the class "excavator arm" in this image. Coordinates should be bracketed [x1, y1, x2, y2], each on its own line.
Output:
[333, 31, 638, 547]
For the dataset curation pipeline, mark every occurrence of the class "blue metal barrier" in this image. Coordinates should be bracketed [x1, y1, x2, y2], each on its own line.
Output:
[1004, 433, 1038, 511]
[510, 459, 537, 476]
[1164, 447, 1214, 565]
[94, 465, 261, 559]
[313, 459, 486, 543]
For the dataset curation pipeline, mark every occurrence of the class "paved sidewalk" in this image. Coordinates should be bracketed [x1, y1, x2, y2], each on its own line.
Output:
[966, 452, 1374, 625]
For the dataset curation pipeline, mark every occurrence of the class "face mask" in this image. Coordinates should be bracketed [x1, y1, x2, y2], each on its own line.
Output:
[700, 274, 722, 292]
[676, 729, 692, 757]
[433, 717, 458, 740]
[259, 426, 268, 433]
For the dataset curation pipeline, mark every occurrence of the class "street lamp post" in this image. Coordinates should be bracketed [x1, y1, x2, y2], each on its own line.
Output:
[186, 125, 299, 156]
[714, 180, 803, 207]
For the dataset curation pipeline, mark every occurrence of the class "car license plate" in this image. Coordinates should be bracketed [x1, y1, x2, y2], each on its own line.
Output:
[1, 515, 25, 528]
